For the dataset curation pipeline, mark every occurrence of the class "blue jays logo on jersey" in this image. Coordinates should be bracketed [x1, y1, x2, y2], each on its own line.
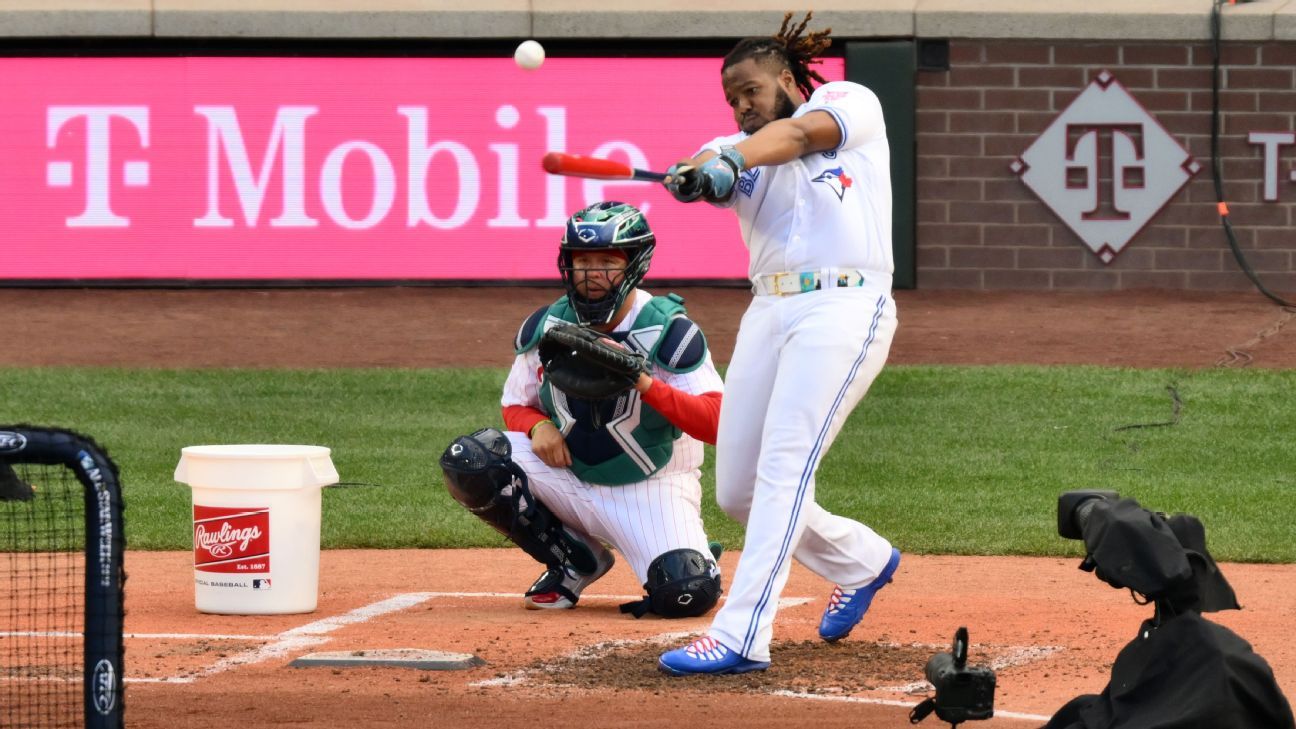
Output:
[737, 168, 761, 198]
[812, 167, 853, 202]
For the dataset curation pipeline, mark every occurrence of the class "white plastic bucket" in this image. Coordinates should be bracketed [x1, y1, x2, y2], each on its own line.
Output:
[174, 445, 339, 615]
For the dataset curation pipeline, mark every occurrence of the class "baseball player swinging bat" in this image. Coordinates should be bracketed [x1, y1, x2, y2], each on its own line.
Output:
[541, 152, 683, 183]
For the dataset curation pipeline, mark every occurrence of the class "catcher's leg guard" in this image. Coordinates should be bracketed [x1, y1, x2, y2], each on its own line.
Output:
[439, 428, 599, 575]
[620, 548, 722, 619]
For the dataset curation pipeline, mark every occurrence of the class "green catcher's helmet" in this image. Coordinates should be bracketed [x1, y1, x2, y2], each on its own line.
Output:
[558, 201, 656, 326]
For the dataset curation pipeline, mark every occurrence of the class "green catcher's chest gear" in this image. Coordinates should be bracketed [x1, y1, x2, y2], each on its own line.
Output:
[516, 293, 709, 486]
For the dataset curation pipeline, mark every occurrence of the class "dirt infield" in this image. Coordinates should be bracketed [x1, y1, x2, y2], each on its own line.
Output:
[119, 550, 1294, 729]
[4, 286, 1294, 727]
[3, 287, 1294, 369]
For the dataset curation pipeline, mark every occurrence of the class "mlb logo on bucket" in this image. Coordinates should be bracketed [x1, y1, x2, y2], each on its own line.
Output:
[193, 505, 270, 573]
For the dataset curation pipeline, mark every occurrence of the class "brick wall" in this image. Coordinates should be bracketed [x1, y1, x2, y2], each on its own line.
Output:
[916, 40, 1296, 293]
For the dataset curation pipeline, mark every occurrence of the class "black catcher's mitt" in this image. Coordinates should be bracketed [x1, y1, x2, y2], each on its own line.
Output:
[539, 324, 647, 400]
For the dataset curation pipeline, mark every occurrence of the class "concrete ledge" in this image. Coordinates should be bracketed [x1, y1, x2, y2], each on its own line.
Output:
[3, 0, 1295, 40]
[915, 0, 1282, 42]
[0, 0, 150, 37]
[153, 0, 530, 38]
[533, 1, 915, 39]
[1274, 0, 1296, 41]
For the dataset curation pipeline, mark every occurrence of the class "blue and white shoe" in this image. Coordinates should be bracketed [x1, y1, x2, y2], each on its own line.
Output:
[658, 636, 770, 676]
[818, 547, 901, 643]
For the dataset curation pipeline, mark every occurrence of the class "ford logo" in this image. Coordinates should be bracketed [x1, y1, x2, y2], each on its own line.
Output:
[0, 431, 27, 454]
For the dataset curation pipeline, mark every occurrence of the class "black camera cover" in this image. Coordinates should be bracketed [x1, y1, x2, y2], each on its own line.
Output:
[1046, 611, 1294, 729]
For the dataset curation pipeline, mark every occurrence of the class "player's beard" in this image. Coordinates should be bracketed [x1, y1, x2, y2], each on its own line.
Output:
[740, 87, 799, 134]
[774, 86, 797, 120]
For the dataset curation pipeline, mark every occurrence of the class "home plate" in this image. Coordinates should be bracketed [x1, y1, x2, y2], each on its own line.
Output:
[290, 649, 485, 670]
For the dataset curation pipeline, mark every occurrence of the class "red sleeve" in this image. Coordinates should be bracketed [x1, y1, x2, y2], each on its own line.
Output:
[640, 378, 722, 445]
[502, 404, 550, 437]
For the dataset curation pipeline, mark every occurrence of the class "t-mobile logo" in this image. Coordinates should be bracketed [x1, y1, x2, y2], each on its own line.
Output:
[1011, 71, 1199, 264]
[46, 106, 150, 227]
[1064, 123, 1144, 222]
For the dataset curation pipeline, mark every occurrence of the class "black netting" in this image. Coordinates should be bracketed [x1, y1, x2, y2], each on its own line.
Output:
[2, 461, 85, 729]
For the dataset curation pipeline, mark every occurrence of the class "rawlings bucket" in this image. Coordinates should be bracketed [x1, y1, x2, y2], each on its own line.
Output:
[174, 445, 338, 615]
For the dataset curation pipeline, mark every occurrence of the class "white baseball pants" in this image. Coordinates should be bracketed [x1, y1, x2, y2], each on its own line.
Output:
[707, 286, 898, 662]
[503, 431, 714, 584]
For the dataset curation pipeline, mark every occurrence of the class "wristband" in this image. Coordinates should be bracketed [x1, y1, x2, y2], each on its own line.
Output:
[718, 145, 747, 174]
[529, 419, 555, 438]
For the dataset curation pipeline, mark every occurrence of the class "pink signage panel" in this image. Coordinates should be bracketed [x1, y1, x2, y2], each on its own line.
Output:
[0, 57, 844, 280]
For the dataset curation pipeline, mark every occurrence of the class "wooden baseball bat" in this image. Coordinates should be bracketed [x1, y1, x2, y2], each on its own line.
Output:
[541, 152, 672, 183]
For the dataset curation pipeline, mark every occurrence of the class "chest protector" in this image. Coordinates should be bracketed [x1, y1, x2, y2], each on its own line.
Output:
[517, 294, 702, 485]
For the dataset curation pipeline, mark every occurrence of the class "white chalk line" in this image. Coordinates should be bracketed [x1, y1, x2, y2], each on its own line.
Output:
[2, 591, 819, 685]
[121, 592, 439, 684]
[770, 691, 1052, 723]
[4, 592, 1063, 721]
[425, 590, 813, 609]
[1, 631, 272, 640]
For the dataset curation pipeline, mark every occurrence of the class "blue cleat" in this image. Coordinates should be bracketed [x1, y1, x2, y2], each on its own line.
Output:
[818, 547, 901, 643]
[658, 636, 770, 676]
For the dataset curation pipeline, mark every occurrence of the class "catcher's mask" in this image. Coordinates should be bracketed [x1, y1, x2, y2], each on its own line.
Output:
[559, 201, 655, 326]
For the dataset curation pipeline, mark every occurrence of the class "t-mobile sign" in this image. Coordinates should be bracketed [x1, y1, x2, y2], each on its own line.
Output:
[1, 57, 843, 281]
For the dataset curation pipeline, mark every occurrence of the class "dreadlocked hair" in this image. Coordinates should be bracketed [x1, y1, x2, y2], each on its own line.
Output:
[722, 11, 833, 99]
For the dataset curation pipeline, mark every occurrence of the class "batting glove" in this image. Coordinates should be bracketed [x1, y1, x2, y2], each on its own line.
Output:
[665, 163, 704, 203]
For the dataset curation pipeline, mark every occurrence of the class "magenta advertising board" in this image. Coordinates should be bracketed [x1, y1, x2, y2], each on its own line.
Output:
[0, 56, 844, 282]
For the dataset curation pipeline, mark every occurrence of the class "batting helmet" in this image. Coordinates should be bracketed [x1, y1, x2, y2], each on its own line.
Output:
[636, 548, 722, 618]
[558, 201, 655, 326]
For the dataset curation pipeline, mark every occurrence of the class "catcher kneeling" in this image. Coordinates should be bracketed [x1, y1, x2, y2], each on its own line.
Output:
[440, 201, 725, 618]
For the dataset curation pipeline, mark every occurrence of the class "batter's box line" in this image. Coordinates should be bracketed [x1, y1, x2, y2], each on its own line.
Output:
[870, 642, 1065, 693]
[113, 592, 816, 685]
[125, 592, 441, 684]
[769, 691, 1053, 724]
[425, 591, 813, 609]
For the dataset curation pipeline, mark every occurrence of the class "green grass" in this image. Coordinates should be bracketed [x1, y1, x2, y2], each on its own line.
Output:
[2, 365, 1292, 562]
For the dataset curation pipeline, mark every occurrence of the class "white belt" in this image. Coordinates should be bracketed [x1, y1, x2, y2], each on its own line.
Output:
[751, 268, 878, 296]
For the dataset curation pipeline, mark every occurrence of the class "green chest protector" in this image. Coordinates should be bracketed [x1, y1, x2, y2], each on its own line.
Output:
[517, 294, 705, 485]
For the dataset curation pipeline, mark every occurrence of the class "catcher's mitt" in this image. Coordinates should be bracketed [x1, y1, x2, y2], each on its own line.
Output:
[539, 324, 647, 400]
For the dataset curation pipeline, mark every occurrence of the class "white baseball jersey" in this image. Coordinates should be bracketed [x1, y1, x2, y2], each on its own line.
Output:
[695, 81, 901, 662]
[500, 288, 725, 583]
[699, 80, 894, 281]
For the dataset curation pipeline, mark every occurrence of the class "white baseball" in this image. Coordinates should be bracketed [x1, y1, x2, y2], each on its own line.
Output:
[514, 40, 546, 70]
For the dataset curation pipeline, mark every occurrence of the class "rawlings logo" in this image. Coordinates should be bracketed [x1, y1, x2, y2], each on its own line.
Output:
[0, 431, 27, 453]
[193, 506, 269, 573]
[196, 522, 262, 558]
